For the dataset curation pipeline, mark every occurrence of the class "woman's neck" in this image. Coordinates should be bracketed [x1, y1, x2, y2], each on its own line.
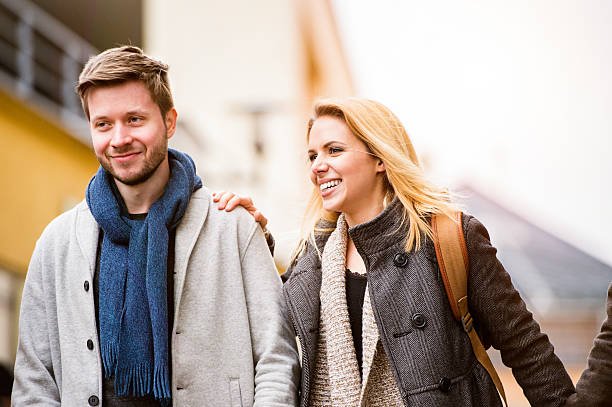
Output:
[344, 205, 384, 228]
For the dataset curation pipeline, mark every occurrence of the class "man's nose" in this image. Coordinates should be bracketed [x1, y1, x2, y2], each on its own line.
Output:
[110, 124, 133, 147]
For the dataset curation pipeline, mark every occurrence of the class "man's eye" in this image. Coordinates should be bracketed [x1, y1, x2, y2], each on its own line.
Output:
[95, 122, 108, 129]
[129, 117, 142, 123]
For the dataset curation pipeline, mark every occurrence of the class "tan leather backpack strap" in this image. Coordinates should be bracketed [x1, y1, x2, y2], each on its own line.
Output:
[432, 211, 468, 321]
[432, 211, 508, 407]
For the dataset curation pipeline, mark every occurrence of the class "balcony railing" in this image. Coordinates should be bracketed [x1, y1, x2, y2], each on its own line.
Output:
[0, 0, 98, 143]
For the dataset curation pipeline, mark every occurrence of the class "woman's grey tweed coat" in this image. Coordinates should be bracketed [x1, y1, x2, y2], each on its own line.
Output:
[282, 199, 575, 407]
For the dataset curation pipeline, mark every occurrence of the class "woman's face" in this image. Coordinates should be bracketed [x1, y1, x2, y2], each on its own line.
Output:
[308, 116, 386, 225]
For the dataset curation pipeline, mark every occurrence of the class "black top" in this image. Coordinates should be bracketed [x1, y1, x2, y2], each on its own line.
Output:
[93, 213, 176, 406]
[345, 268, 368, 377]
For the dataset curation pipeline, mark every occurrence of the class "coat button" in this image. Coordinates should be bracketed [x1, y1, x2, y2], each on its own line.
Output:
[84, 281, 90, 292]
[439, 377, 452, 393]
[87, 339, 94, 350]
[411, 313, 427, 329]
[88, 395, 99, 406]
[393, 253, 409, 267]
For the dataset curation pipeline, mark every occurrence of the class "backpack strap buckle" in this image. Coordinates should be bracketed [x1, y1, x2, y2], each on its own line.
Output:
[461, 311, 474, 333]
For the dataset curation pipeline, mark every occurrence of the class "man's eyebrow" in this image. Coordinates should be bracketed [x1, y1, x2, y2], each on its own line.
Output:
[90, 114, 109, 122]
[90, 109, 149, 122]
[126, 109, 148, 116]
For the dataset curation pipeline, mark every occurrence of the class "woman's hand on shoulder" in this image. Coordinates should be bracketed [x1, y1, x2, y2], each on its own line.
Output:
[212, 191, 268, 229]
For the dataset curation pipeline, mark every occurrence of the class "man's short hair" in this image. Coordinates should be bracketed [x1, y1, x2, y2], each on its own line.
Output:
[76, 45, 173, 120]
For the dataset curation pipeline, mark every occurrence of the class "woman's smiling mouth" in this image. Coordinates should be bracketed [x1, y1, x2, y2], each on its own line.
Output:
[319, 179, 342, 197]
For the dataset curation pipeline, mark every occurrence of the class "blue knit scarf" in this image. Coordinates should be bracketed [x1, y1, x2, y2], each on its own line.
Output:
[86, 149, 202, 401]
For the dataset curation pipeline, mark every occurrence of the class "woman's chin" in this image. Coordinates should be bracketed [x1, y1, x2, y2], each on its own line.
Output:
[321, 200, 344, 214]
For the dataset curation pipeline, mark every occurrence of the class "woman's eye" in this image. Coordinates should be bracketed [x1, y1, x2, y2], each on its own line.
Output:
[308, 154, 317, 162]
[330, 147, 343, 154]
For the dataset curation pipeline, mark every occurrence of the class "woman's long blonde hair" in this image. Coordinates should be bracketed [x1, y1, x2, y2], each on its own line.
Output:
[292, 97, 457, 262]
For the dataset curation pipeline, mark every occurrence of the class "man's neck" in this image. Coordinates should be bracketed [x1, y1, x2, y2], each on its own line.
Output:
[115, 161, 170, 214]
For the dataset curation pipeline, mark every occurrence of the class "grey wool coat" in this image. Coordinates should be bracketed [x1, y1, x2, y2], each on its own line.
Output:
[282, 198, 575, 407]
[12, 187, 299, 406]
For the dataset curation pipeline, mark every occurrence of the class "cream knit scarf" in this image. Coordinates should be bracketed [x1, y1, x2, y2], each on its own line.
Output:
[309, 215, 403, 407]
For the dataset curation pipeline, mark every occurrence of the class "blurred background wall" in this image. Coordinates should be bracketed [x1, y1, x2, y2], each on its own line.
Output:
[0, 0, 610, 405]
[333, 2, 612, 404]
[144, 0, 353, 267]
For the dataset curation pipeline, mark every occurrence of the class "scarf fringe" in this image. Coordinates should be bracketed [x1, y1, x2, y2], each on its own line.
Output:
[154, 364, 171, 399]
[101, 342, 118, 379]
[114, 362, 171, 400]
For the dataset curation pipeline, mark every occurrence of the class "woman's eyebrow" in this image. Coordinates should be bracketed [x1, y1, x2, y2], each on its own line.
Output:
[307, 140, 347, 153]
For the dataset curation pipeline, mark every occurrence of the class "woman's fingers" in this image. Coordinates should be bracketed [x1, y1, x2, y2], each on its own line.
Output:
[212, 191, 224, 202]
[252, 210, 268, 229]
[213, 192, 267, 228]
[226, 195, 251, 211]
[215, 191, 235, 209]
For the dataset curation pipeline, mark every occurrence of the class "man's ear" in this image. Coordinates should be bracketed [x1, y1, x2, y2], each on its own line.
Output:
[165, 108, 178, 139]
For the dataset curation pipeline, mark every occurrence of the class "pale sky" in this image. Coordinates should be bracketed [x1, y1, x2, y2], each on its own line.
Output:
[332, 0, 612, 266]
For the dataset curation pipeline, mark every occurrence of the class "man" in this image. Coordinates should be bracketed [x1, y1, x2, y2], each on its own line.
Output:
[12, 46, 299, 406]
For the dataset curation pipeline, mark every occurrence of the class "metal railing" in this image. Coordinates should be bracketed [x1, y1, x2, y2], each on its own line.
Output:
[0, 0, 98, 143]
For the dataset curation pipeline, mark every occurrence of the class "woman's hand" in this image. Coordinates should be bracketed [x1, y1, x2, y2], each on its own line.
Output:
[212, 191, 268, 230]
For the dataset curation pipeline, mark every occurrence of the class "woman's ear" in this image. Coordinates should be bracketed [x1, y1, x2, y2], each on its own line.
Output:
[377, 159, 386, 173]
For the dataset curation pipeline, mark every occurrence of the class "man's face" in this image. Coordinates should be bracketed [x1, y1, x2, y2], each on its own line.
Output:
[87, 80, 176, 186]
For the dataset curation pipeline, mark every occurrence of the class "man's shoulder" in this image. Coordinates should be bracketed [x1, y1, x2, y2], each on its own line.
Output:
[179, 187, 258, 248]
[191, 187, 256, 227]
[39, 200, 92, 243]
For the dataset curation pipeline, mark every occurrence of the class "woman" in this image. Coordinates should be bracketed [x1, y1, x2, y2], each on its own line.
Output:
[215, 98, 575, 406]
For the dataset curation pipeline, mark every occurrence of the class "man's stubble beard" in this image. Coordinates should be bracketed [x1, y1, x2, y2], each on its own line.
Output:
[99, 126, 169, 186]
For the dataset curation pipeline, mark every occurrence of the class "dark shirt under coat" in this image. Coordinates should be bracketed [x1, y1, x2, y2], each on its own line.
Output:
[282, 198, 575, 407]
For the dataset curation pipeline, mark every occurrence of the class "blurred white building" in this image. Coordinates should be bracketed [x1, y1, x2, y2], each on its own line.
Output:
[145, 0, 354, 267]
[334, 0, 612, 268]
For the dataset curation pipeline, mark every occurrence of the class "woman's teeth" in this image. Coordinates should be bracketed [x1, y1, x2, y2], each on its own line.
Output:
[320, 180, 342, 191]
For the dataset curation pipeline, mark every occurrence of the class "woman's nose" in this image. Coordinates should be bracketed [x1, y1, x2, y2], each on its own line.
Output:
[311, 155, 328, 173]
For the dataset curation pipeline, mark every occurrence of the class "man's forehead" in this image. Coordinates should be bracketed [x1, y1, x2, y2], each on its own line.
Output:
[88, 81, 155, 116]
[88, 80, 151, 99]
